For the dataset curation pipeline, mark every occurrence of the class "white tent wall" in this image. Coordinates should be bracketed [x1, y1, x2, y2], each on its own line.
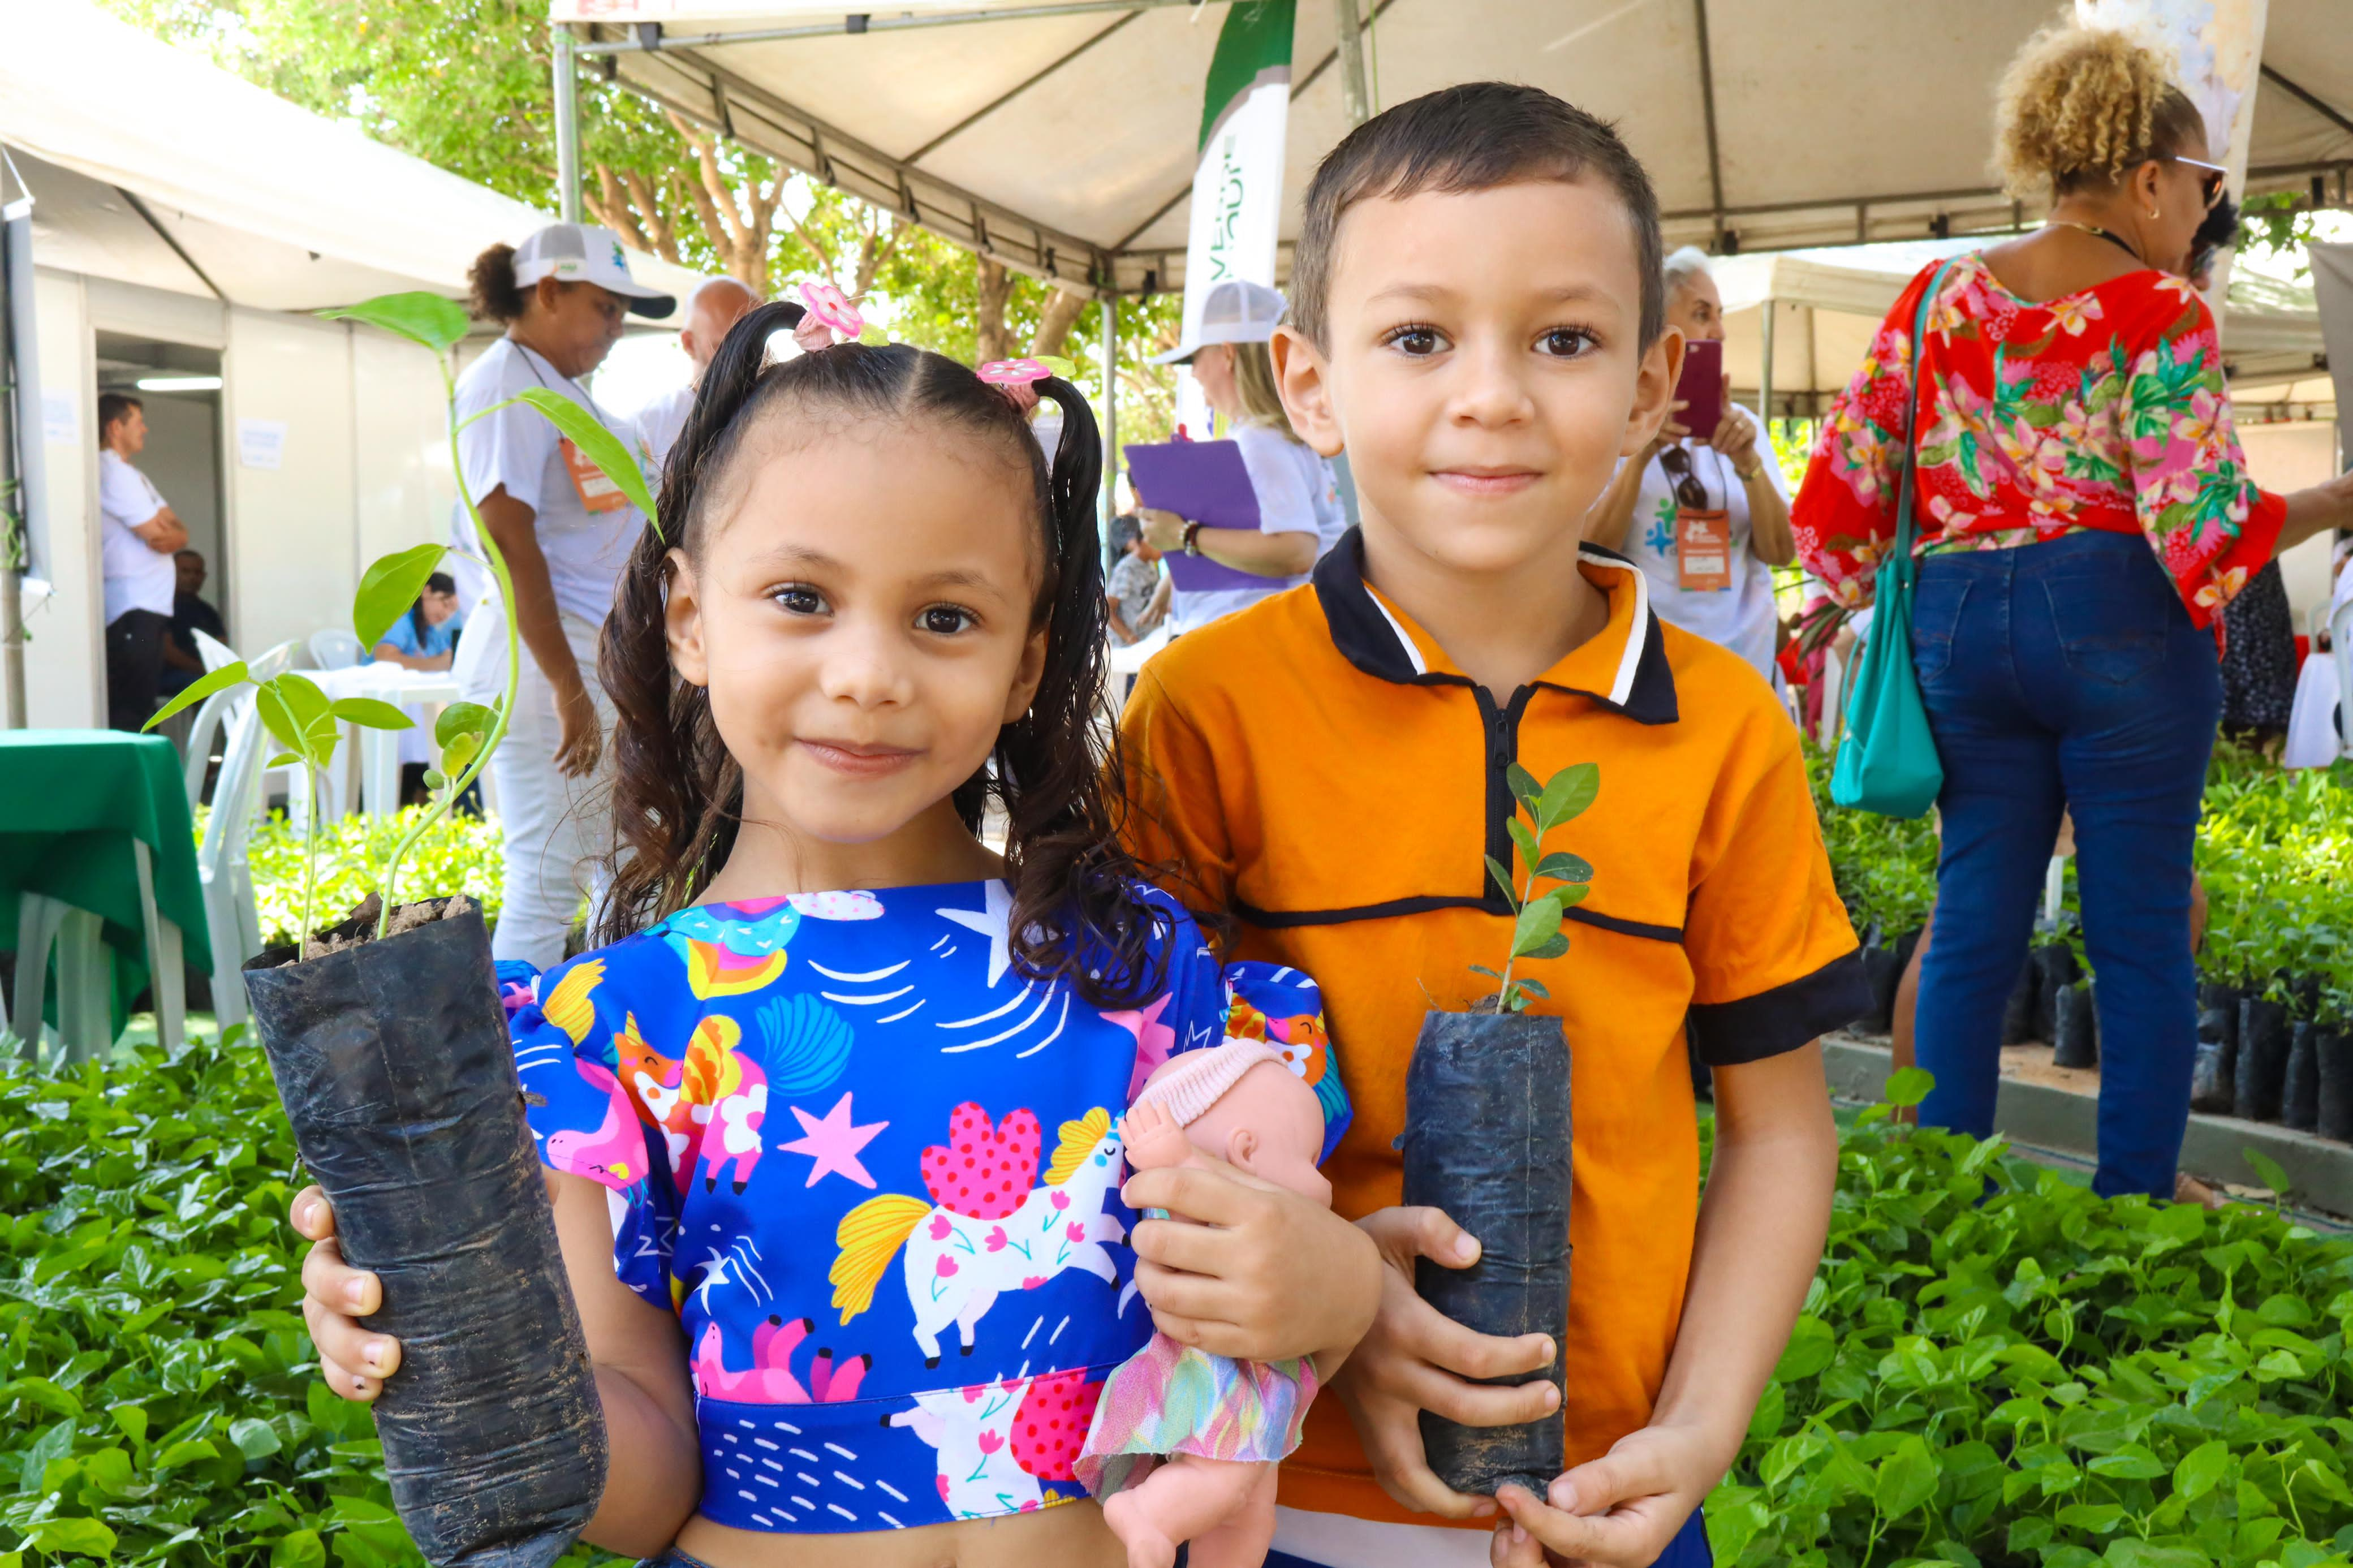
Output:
[20, 268, 98, 729]
[224, 310, 357, 664]
[2240, 422, 2345, 631]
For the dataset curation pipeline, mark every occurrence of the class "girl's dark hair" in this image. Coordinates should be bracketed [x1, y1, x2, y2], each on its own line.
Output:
[409, 571, 456, 642]
[468, 243, 526, 324]
[598, 300, 1171, 1007]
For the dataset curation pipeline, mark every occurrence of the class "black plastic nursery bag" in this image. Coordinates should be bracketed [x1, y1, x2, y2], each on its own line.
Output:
[244, 901, 607, 1568]
[1398, 1010, 1571, 1501]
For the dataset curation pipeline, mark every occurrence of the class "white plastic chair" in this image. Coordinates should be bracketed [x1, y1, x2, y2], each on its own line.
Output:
[308, 628, 365, 671]
[2333, 595, 2353, 764]
[12, 840, 186, 1063]
[196, 691, 276, 1030]
[186, 640, 298, 808]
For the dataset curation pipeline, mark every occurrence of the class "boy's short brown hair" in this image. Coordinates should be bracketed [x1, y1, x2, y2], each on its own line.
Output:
[1288, 81, 1665, 351]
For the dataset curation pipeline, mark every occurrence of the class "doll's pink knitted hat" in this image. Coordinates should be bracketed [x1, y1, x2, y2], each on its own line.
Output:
[1135, 1039, 1287, 1128]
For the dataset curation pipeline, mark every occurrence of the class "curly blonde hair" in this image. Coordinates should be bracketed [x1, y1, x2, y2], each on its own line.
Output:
[1994, 22, 2204, 197]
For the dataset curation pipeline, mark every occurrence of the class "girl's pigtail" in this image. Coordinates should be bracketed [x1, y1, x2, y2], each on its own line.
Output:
[598, 299, 807, 943]
[997, 377, 1176, 1001]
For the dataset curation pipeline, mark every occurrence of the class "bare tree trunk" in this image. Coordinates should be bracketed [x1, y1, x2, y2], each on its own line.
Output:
[975, 257, 1015, 364]
[669, 111, 779, 290]
[1029, 287, 1089, 359]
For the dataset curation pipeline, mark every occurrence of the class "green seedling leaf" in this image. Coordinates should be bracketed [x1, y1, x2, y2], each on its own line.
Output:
[1484, 855, 1519, 907]
[1874, 1433, 1937, 1519]
[2243, 1147, 2292, 1201]
[1468, 964, 1502, 980]
[1537, 761, 1601, 829]
[435, 700, 494, 747]
[1506, 818, 1540, 871]
[421, 767, 446, 791]
[1506, 761, 1543, 808]
[1555, 882, 1589, 910]
[257, 674, 338, 765]
[1523, 933, 1569, 961]
[266, 751, 301, 769]
[439, 730, 482, 776]
[513, 387, 657, 520]
[1884, 1065, 1936, 1108]
[1515, 977, 1549, 1000]
[329, 697, 415, 731]
[228, 1417, 281, 1459]
[352, 542, 447, 648]
[1510, 891, 1563, 960]
[143, 661, 248, 729]
[318, 291, 469, 353]
[23, 1518, 117, 1560]
[1535, 851, 1594, 885]
[271, 1528, 325, 1568]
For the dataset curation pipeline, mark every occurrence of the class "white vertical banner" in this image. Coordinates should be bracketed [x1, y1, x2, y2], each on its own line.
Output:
[1175, 0, 1294, 437]
[2075, 0, 2271, 328]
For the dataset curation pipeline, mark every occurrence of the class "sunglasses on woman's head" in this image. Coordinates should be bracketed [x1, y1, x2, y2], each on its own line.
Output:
[1658, 444, 1709, 511]
[2168, 154, 2229, 210]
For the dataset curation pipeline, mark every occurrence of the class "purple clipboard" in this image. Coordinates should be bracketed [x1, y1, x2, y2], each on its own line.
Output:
[1124, 440, 1280, 592]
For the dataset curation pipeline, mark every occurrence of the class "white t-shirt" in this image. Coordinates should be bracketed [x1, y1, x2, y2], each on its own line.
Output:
[635, 381, 695, 482]
[1613, 403, 1790, 678]
[452, 338, 648, 629]
[1167, 424, 1332, 636]
[98, 450, 175, 624]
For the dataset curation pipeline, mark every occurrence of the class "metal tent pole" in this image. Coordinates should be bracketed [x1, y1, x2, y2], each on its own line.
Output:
[1100, 296, 1119, 553]
[1759, 295, 1777, 432]
[553, 27, 583, 224]
[1334, 0, 1371, 127]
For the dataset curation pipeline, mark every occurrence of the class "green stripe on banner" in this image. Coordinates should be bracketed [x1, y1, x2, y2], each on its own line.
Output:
[1198, 0, 1296, 152]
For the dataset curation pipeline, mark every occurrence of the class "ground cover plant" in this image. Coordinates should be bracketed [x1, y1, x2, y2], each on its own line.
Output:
[227, 808, 503, 953]
[1706, 1070, 2353, 1568]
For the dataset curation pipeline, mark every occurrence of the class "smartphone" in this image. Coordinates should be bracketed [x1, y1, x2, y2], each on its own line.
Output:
[1675, 338, 1724, 438]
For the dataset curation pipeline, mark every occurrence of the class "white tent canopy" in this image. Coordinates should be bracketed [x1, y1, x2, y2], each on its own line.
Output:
[553, 0, 2353, 295]
[0, 1, 704, 309]
[1708, 239, 2334, 418]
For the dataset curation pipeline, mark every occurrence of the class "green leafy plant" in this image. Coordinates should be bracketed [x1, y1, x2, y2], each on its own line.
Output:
[144, 666, 412, 954]
[156, 292, 654, 953]
[212, 805, 505, 950]
[1473, 762, 1598, 1013]
[1706, 1065, 2353, 1568]
[317, 291, 652, 944]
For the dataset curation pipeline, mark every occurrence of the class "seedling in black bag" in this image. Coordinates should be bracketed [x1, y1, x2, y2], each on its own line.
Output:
[168, 291, 660, 1568]
[1401, 760, 1598, 1500]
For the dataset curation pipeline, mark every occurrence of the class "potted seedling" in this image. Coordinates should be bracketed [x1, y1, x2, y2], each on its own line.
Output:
[1398, 761, 1594, 1501]
[148, 291, 654, 1568]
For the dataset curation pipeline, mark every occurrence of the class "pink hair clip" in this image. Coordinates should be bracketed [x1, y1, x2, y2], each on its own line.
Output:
[794, 279, 867, 351]
[977, 356, 1076, 386]
[977, 355, 1076, 411]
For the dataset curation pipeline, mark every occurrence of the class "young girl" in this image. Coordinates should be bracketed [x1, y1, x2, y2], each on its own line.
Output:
[290, 302, 1379, 1568]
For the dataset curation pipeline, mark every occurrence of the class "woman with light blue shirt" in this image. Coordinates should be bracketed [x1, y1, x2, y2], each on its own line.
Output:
[372, 573, 464, 670]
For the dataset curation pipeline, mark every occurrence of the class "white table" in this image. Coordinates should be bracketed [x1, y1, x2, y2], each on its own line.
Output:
[312, 663, 464, 819]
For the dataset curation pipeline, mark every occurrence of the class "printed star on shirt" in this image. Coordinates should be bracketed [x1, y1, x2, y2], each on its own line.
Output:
[687, 1250, 731, 1309]
[781, 1092, 888, 1189]
[938, 880, 1016, 987]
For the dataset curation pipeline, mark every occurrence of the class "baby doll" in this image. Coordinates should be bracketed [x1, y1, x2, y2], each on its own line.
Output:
[1078, 1040, 1334, 1568]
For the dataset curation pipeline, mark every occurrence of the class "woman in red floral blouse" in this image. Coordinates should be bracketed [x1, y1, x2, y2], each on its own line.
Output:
[1793, 23, 2353, 1200]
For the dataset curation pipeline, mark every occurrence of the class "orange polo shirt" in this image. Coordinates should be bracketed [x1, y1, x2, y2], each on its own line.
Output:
[1117, 533, 1864, 1529]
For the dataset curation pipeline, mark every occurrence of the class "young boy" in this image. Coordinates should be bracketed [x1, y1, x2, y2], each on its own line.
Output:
[1106, 511, 1167, 645]
[1117, 83, 1864, 1568]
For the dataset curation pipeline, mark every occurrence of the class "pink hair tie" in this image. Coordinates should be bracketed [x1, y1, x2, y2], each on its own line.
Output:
[977, 355, 1076, 411]
[794, 279, 874, 351]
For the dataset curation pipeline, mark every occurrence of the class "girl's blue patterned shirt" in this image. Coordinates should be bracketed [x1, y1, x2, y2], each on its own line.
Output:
[507, 880, 1348, 1534]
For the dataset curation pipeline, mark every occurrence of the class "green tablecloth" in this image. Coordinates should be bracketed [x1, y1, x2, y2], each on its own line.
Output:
[0, 731, 212, 1029]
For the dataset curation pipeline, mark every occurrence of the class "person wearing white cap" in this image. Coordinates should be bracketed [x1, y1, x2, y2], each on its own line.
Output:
[1141, 279, 1347, 635]
[634, 274, 759, 477]
[449, 223, 673, 968]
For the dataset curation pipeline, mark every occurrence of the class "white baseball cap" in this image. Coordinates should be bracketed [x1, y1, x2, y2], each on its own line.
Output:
[1150, 278, 1287, 365]
[512, 223, 676, 319]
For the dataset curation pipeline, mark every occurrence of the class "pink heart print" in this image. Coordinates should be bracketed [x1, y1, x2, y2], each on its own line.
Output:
[920, 1103, 1042, 1219]
[1010, 1369, 1105, 1482]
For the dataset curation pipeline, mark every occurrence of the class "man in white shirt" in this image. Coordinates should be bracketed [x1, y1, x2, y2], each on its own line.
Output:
[97, 394, 188, 730]
[636, 275, 759, 477]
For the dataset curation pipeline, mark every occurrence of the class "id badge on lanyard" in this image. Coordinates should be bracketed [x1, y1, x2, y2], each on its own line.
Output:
[1675, 507, 1734, 592]
[562, 435, 631, 514]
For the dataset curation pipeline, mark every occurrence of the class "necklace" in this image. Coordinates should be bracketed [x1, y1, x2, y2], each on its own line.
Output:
[2046, 219, 2144, 265]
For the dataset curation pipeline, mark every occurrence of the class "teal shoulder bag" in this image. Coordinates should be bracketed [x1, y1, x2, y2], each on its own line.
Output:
[1829, 259, 1956, 820]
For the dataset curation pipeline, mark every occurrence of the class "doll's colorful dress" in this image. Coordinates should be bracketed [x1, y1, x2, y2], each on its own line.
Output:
[506, 880, 1348, 1535]
[1075, 1335, 1320, 1497]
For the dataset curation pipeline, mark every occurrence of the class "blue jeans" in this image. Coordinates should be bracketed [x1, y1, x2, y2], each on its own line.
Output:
[1910, 529, 2220, 1198]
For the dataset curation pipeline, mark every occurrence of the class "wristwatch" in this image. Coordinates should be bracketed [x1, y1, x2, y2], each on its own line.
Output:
[1735, 461, 1765, 483]
[1182, 521, 1205, 557]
